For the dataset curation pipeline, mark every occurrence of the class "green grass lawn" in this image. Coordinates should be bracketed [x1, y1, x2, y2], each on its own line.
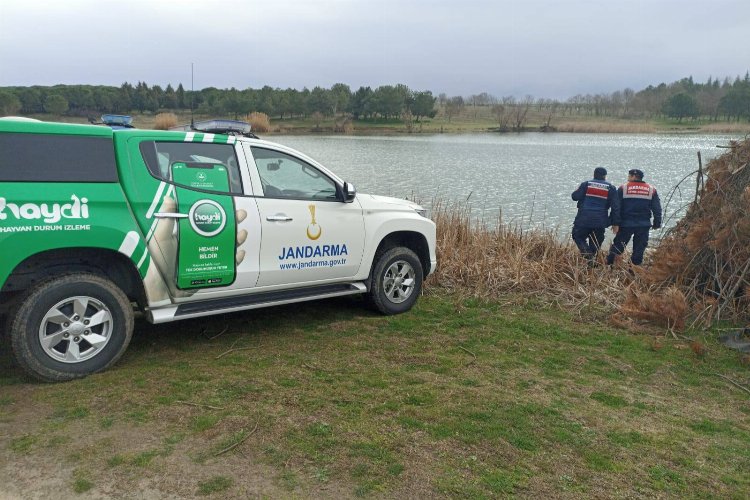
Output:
[1, 294, 748, 498]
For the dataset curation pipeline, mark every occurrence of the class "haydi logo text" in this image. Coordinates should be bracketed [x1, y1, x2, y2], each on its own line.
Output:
[0, 195, 89, 224]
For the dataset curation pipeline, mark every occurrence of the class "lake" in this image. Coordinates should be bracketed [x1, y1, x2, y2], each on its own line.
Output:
[270, 133, 736, 236]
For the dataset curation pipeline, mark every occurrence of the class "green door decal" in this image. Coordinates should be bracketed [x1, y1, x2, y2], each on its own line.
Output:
[171, 162, 236, 289]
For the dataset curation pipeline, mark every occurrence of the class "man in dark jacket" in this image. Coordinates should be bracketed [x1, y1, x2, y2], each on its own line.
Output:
[606, 168, 662, 266]
[571, 167, 620, 262]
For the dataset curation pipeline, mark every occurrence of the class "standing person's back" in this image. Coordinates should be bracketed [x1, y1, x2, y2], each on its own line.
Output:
[571, 167, 620, 262]
[606, 169, 662, 266]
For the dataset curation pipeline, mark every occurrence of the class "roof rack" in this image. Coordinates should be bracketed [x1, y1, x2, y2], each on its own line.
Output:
[170, 119, 258, 139]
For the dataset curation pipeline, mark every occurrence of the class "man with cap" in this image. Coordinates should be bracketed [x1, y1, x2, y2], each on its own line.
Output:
[571, 167, 620, 263]
[606, 168, 662, 266]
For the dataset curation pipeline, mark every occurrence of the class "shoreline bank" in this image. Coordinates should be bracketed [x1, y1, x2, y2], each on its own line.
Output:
[12, 113, 750, 136]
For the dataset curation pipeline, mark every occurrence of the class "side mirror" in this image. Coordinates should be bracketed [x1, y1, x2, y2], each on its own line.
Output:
[343, 181, 357, 203]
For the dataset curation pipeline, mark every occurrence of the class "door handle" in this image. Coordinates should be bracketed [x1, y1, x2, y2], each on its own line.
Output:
[154, 212, 189, 219]
[266, 214, 293, 222]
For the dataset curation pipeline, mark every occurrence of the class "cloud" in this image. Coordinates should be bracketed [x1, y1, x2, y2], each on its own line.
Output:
[1, 0, 748, 97]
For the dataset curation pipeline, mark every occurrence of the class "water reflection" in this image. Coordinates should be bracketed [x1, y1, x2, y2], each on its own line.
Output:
[270, 133, 735, 237]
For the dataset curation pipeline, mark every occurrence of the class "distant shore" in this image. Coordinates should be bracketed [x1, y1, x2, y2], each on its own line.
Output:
[14, 112, 750, 136]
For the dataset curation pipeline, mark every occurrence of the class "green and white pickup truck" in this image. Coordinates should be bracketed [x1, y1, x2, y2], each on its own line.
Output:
[0, 118, 436, 381]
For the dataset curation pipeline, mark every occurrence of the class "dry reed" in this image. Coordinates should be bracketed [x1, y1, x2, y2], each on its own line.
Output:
[554, 120, 659, 134]
[637, 137, 750, 327]
[246, 112, 271, 133]
[699, 122, 750, 134]
[153, 112, 178, 130]
[426, 199, 627, 311]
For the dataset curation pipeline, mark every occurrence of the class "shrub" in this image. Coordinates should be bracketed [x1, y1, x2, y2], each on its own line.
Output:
[246, 112, 271, 133]
[334, 116, 354, 134]
[153, 112, 177, 130]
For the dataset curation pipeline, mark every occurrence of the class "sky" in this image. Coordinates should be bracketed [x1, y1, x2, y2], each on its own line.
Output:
[0, 0, 748, 99]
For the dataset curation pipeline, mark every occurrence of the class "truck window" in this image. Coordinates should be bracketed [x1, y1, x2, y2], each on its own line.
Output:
[0, 133, 118, 182]
[139, 141, 243, 195]
[250, 147, 337, 200]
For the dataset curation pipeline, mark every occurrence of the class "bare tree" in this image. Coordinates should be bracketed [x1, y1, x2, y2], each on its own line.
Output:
[511, 95, 533, 131]
[622, 88, 635, 117]
[541, 100, 559, 130]
[445, 96, 464, 123]
[311, 111, 324, 131]
[491, 104, 511, 130]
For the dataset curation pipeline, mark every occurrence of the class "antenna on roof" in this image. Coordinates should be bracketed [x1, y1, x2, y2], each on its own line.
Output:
[190, 62, 195, 129]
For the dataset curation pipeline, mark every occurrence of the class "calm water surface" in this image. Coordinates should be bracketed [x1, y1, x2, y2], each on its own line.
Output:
[271, 133, 736, 235]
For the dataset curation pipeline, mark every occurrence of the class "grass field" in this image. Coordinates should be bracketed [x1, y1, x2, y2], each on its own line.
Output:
[1, 294, 748, 498]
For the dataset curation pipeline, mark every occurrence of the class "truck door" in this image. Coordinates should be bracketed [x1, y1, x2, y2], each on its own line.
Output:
[242, 144, 365, 288]
[119, 133, 261, 300]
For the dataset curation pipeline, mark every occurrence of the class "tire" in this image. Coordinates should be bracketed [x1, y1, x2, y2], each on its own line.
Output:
[8, 273, 134, 382]
[368, 247, 424, 315]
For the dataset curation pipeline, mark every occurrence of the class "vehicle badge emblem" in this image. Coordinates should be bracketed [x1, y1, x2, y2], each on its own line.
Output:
[306, 204, 322, 240]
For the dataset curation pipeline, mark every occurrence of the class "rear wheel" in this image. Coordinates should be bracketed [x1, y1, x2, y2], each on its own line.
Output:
[368, 247, 423, 315]
[8, 273, 134, 382]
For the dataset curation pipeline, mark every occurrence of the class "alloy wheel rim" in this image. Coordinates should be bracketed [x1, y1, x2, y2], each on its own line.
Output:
[38, 296, 113, 363]
[383, 260, 416, 304]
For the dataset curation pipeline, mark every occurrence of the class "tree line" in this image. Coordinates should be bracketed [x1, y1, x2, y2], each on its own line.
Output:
[0, 82, 437, 122]
[557, 73, 750, 122]
[0, 72, 748, 125]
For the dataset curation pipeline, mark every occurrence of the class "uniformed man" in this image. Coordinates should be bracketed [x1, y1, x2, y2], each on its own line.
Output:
[606, 168, 662, 266]
[571, 167, 620, 262]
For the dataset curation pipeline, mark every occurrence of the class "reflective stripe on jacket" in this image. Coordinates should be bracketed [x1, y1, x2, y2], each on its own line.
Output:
[571, 179, 620, 228]
[618, 181, 662, 227]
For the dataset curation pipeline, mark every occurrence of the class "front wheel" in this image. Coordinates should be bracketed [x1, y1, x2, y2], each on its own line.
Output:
[368, 247, 424, 315]
[8, 273, 134, 382]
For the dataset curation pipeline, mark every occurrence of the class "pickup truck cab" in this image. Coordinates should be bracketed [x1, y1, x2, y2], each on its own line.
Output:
[0, 118, 436, 381]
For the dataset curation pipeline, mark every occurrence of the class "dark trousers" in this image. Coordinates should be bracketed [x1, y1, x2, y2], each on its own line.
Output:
[606, 226, 650, 265]
[572, 225, 605, 260]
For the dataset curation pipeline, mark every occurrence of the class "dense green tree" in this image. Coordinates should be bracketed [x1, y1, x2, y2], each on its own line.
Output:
[151, 85, 164, 109]
[308, 86, 335, 116]
[330, 83, 351, 115]
[44, 94, 68, 115]
[18, 87, 43, 114]
[371, 85, 404, 119]
[0, 90, 22, 116]
[220, 88, 253, 118]
[719, 85, 750, 121]
[661, 93, 699, 121]
[276, 88, 298, 119]
[176, 83, 186, 109]
[256, 86, 276, 116]
[92, 88, 114, 112]
[409, 90, 437, 121]
[349, 86, 373, 119]
[61, 86, 94, 111]
[162, 84, 178, 109]
[118, 83, 134, 112]
[133, 82, 158, 112]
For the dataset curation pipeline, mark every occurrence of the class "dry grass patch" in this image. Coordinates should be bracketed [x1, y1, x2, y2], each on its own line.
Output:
[246, 112, 271, 133]
[427, 198, 627, 312]
[153, 112, 178, 130]
[555, 119, 659, 133]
